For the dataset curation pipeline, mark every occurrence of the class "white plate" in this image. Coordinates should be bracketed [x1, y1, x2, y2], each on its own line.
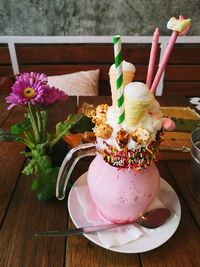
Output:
[68, 172, 181, 253]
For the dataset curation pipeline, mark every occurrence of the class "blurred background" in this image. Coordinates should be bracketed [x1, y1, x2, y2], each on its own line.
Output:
[0, 0, 199, 36]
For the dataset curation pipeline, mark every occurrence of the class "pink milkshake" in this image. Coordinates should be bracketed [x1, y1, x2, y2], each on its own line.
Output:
[85, 82, 166, 223]
[55, 17, 191, 223]
[88, 154, 160, 223]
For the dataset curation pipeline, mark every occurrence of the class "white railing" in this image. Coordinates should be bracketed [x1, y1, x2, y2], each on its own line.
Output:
[0, 36, 200, 95]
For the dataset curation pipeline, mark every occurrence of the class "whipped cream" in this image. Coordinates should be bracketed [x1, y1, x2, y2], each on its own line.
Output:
[96, 100, 163, 151]
[124, 82, 153, 102]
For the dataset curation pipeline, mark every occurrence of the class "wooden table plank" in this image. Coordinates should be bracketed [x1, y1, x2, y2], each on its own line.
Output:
[167, 160, 200, 227]
[157, 95, 190, 107]
[79, 95, 108, 107]
[0, 142, 25, 226]
[0, 94, 12, 126]
[48, 98, 77, 132]
[140, 161, 200, 267]
[0, 105, 26, 226]
[66, 219, 141, 267]
[0, 173, 68, 267]
[1, 95, 200, 267]
[0, 97, 77, 267]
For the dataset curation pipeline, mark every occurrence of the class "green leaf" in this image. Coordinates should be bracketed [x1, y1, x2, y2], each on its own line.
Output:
[11, 124, 22, 135]
[22, 145, 58, 200]
[70, 115, 94, 133]
[55, 114, 82, 135]
[22, 158, 35, 175]
[33, 166, 59, 201]
[10, 115, 31, 135]
[31, 178, 39, 192]
[0, 128, 20, 142]
[35, 143, 48, 156]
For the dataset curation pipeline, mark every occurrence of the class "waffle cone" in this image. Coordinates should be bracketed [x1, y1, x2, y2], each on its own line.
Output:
[109, 70, 135, 107]
[123, 71, 135, 85]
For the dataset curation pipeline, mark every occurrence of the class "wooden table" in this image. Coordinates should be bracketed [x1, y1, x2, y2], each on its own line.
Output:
[0, 95, 200, 267]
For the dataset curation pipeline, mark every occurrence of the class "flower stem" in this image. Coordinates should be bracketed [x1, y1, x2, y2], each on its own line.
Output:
[36, 108, 41, 133]
[49, 136, 60, 149]
[24, 131, 35, 149]
[49, 129, 69, 149]
[42, 110, 47, 143]
[35, 106, 43, 143]
[27, 103, 40, 144]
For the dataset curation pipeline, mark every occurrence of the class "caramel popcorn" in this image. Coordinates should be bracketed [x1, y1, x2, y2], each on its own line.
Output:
[79, 103, 96, 119]
[116, 129, 130, 149]
[95, 104, 109, 122]
[132, 128, 151, 145]
[95, 122, 113, 139]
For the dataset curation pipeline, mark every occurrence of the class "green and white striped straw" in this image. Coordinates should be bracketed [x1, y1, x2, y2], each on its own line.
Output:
[113, 35, 125, 124]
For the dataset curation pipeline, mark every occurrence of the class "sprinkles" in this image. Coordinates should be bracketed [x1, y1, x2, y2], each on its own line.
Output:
[101, 131, 163, 171]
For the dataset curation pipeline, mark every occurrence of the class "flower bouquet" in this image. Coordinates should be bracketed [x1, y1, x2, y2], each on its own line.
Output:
[0, 72, 93, 201]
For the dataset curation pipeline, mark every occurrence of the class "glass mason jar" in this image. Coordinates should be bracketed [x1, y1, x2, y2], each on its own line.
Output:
[56, 143, 160, 223]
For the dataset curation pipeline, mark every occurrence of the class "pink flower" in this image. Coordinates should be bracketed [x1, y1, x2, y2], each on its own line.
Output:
[40, 86, 68, 106]
[6, 72, 68, 109]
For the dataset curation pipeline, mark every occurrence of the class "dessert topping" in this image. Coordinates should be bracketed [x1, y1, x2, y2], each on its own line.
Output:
[116, 129, 130, 149]
[95, 122, 113, 139]
[95, 104, 109, 122]
[167, 17, 191, 36]
[131, 128, 151, 145]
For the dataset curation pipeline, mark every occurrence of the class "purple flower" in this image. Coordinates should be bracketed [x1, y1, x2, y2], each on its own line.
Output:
[40, 86, 68, 106]
[6, 72, 68, 109]
[6, 72, 47, 109]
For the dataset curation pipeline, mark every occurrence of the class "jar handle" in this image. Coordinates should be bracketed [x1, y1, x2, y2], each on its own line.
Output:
[56, 143, 96, 200]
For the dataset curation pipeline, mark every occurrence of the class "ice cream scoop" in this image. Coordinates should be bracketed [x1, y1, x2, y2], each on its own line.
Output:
[124, 82, 153, 127]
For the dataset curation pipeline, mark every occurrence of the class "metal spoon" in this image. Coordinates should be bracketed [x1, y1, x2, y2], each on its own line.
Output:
[35, 208, 171, 237]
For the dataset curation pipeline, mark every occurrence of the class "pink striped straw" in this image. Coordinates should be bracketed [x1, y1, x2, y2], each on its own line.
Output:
[150, 31, 178, 94]
[151, 15, 185, 94]
[146, 27, 160, 88]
